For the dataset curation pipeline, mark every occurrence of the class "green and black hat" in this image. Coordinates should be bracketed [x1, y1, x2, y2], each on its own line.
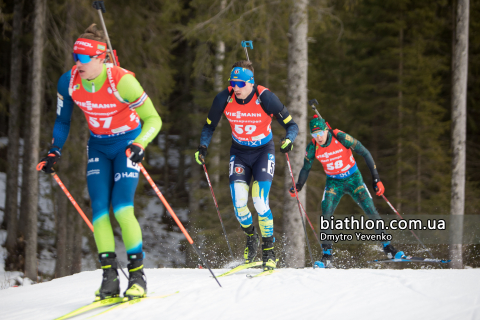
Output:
[309, 115, 328, 133]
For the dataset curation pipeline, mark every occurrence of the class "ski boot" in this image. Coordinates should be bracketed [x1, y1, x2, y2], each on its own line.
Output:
[95, 252, 120, 301]
[242, 225, 260, 264]
[383, 242, 405, 259]
[124, 254, 147, 301]
[262, 236, 276, 271]
[315, 245, 333, 268]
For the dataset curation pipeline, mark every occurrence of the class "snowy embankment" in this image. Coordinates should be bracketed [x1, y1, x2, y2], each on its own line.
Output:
[1, 268, 479, 320]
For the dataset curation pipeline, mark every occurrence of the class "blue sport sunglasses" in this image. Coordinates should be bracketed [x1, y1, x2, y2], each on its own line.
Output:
[311, 130, 327, 138]
[72, 52, 105, 64]
[229, 80, 247, 88]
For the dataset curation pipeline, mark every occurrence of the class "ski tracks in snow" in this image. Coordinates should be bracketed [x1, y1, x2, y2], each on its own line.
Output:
[1, 268, 480, 320]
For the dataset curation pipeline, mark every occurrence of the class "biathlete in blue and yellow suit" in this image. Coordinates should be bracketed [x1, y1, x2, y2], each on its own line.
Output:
[289, 115, 406, 268]
[195, 60, 299, 271]
[38, 24, 161, 300]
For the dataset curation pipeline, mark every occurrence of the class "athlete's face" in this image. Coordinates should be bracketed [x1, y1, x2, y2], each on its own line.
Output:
[313, 129, 329, 145]
[76, 57, 104, 80]
[231, 80, 254, 100]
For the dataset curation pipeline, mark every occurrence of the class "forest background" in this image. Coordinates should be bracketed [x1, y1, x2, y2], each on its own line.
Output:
[0, 0, 479, 282]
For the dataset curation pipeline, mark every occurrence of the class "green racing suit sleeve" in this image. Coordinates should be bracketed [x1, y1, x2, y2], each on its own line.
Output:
[117, 74, 162, 148]
[297, 141, 317, 188]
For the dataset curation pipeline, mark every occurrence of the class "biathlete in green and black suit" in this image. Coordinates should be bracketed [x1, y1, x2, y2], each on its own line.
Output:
[289, 115, 405, 267]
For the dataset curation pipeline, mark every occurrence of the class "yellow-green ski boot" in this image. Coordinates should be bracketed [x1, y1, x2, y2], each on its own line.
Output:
[242, 225, 260, 264]
[124, 254, 147, 301]
[95, 252, 120, 301]
[262, 236, 276, 271]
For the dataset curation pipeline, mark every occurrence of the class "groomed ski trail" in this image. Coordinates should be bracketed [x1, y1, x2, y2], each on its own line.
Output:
[1, 268, 480, 320]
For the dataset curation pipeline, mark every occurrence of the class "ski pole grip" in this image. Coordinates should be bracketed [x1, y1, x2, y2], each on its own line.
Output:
[308, 99, 319, 107]
[36, 161, 46, 171]
[241, 40, 253, 49]
[92, 1, 106, 13]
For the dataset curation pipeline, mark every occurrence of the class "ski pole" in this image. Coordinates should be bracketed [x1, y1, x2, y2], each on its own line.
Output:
[241, 41, 253, 61]
[381, 195, 437, 260]
[297, 200, 322, 247]
[285, 153, 315, 268]
[36, 161, 131, 279]
[127, 152, 222, 287]
[36, 162, 94, 232]
[92, 1, 117, 66]
[202, 164, 235, 261]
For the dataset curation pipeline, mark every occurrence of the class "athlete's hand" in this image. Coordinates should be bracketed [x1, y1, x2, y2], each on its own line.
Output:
[289, 184, 303, 197]
[195, 145, 207, 165]
[126, 143, 144, 165]
[280, 138, 293, 153]
[373, 176, 385, 196]
[37, 150, 61, 174]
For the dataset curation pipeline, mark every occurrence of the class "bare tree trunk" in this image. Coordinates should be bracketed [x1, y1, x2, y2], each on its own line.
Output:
[283, 0, 308, 268]
[24, 0, 47, 280]
[5, 0, 24, 271]
[54, 0, 76, 278]
[186, 67, 203, 268]
[396, 23, 403, 212]
[449, 0, 469, 269]
[210, 0, 227, 188]
[417, 144, 421, 213]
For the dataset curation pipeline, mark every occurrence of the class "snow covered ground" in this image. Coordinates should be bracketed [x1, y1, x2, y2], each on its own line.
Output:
[1, 267, 479, 320]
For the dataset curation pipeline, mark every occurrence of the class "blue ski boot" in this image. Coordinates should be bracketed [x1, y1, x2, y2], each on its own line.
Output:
[315, 245, 333, 268]
[383, 242, 405, 259]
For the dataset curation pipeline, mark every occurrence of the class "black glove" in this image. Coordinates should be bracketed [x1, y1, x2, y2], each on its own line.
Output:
[289, 183, 303, 197]
[280, 138, 293, 153]
[126, 143, 144, 164]
[38, 150, 61, 174]
[195, 145, 207, 165]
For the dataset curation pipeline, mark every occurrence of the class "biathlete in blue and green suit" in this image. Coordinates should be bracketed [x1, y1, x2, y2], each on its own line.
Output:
[290, 115, 405, 268]
[194, 60, 299, 271]
[38, 24, 161, 300]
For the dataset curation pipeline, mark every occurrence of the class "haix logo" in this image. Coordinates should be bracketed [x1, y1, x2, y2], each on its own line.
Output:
[74, 100, 117, 111]
[317, 149, 343, 159]
[114, 172, 139, 181]
[75, 41, 94, 48]
[225, 111, 262, 119]
[122, 172, 138, 178]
